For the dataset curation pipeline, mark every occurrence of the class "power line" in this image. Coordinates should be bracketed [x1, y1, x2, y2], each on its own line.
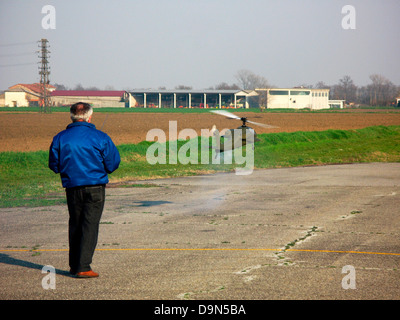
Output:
[0, 41, 36, 47]
[0, 62, 36, 67]
[0, 52, 35, 57]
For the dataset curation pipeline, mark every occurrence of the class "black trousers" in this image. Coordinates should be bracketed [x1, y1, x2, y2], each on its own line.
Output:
[66, 185, 105, 273]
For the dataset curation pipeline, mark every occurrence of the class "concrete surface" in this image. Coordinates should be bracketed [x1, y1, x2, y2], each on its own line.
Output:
[1, 163, 400, 300]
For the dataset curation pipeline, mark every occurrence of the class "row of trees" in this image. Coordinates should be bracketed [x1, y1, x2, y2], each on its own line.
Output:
[223, 70, 399, 106]
[54, 70, 400, 107]
[53, 83, 116, 91]
[327, 74, 399, 106]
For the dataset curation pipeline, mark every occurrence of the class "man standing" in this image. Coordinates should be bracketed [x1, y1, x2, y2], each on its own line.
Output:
[49, 102, 120, 278]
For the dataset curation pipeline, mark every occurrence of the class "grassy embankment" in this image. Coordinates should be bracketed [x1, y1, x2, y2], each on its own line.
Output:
[1, 125, 399, 208]
[1, 106, 399, 114]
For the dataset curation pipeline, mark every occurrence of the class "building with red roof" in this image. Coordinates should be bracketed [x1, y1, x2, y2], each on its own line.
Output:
[1, 85, 132, 108]
[3, 83, 55, 107]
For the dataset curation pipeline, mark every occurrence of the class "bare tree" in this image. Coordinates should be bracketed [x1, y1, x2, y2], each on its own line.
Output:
[332, 75, 357, 103]
[214, 82, 240, 90]
[72, 83, 99, 91]
[367, 74, 397, 106]
[53, 83, 69, 90]
[295, 84, 313, 89]
[314, 81, 330, 89]
[355, 86, 369, 105]
[74, 83, 84, 90]
[175, 85, 192, 90]
[86, 86, 100, 91]
[235, 69, 269, 90]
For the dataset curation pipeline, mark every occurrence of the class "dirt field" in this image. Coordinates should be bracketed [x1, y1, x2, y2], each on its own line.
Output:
[1, 110, 400, 152]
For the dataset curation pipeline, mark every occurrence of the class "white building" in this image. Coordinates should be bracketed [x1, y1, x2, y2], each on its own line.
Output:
[3, 83, 55, 107]
[257, 88, 331, 110]
[328, 100, 346, 109]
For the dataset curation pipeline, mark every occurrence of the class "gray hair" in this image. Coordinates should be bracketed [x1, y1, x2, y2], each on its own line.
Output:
[70, 102, 93, 122]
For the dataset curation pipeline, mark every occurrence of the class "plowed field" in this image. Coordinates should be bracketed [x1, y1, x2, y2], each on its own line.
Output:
[1, 110, 400, 152]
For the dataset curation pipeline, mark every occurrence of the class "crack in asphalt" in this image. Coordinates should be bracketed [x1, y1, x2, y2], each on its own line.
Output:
[274, 225, 318, 265]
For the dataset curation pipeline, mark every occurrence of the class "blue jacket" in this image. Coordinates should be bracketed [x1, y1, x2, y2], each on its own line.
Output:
[49, 121, 120, 188]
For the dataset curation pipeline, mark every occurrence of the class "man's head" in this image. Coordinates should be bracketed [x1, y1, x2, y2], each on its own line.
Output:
[70, 102, 93, 122]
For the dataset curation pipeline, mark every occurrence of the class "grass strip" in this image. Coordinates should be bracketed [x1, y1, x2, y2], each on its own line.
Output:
[0, 125, 399, 208]
[1, 106, 399, 114]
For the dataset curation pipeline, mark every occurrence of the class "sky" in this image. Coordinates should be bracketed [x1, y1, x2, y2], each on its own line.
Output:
[0, 0, 399, 91]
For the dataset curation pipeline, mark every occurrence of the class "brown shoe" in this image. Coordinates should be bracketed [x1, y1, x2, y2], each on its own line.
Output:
[75, 270, 99, 278]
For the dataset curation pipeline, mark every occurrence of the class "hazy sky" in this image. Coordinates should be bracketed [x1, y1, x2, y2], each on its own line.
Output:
[1, 0, 399, 91]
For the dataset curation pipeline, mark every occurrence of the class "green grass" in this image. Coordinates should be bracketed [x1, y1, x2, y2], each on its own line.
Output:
[1, 106, 399, 114]
[1, 125, 399, 208]
[254, 125, 400, 167]
[0, 106, 251, 114]
[0, 150, 66, 207]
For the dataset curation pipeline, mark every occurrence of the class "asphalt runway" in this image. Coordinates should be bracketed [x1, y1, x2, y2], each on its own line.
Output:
[1, 163, 400, 300]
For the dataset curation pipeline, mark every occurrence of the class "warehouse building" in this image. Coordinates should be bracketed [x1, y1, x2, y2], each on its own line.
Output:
[256, 88, 331, 110]
[51, 90, 132, 108]
[128, 89, 259, 109]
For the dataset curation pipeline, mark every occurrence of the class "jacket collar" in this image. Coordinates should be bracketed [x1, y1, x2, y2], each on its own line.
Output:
[66, 121, 96, 129]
